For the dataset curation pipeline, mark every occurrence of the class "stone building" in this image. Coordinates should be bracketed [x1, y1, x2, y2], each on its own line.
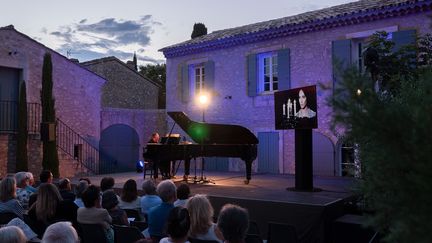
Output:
[0, 25, 105, 178]
[160, 0, 432, 176]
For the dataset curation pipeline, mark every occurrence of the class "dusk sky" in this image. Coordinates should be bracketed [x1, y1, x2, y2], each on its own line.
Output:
[1, 0, 354, 66]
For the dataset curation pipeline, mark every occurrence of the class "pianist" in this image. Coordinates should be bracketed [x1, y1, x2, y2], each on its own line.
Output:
[145, 132, 170, 179]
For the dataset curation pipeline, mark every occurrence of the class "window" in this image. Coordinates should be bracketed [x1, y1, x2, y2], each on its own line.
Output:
[258, 52, 278, 93]
[189, 64, 205, 96]
[352, 39, 366, 73]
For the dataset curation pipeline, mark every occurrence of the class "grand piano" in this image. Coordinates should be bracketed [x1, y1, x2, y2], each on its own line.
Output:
[143, 111, 259, 184]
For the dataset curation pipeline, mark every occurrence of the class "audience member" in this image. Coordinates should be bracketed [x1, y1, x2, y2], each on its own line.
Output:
[217, 204, 249, 243]
[25, 172, 36, 193]
[78, 177, 91, 185]
[0, 177, 24, 219]
[28, 170, 53, 207]
[14, 172, 33, 209]
[100, 177, 115, 193]
[6, 218, 39, 242]
[187, 194, 222, 242]
[147, 180, 177, 238]
[0, 225, 27, 243]
[77, 185, 113, 242]
[174, 183, 190, 207]
[160, 207, 191, 243]
[28, 183, 78, 237]
[58, 178, 76, 201]
[74, 180, 89, 208]
[119, 179, 141, 210]
[102, 190, 129, 226]
[140, 179, 162, 216]
[41, 221, 79, 243]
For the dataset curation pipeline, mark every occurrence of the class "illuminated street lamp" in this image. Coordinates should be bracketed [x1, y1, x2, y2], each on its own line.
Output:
[197, 91, 209, 122]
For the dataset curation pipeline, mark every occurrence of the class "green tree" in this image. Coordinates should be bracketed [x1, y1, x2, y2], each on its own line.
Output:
[191, 23, 207, 39]
[16, 81, 28, 171]
[139, 63, 166, 109]
[41, 52, 59, 177]
[133, 52, 138, 71]
[331, 33, 432, 242]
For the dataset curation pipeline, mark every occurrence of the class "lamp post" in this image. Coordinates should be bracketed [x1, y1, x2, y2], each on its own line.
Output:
[198, 93, 208, 122]
[195, 91, 213, 184]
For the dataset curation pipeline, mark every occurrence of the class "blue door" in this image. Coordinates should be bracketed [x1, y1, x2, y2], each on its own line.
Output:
[0, 67, 20, 131]
[100, 124, 140, 173]
[258, 132, 279, 173]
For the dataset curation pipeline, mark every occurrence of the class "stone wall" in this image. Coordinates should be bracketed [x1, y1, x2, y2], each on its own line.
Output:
[82, 57, 160, 110]
[101, 108, 167, 160]
[165, 14, 432, 175]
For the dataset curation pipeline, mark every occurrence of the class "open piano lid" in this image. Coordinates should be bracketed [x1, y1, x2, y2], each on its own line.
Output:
[168, 111, 259, 145]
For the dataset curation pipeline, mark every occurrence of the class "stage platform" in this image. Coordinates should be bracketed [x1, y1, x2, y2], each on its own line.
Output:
[71, 171, 356, 243]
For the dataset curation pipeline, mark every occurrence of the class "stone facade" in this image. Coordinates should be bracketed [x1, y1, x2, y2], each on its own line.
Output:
[0, 26, 105, 177]
[163, 11, 431, 175]
[81, 57, 161, 110]
[101, 108, 167, 160]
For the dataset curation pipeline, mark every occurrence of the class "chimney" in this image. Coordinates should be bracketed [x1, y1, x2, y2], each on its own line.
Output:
[70, 58, 79, 64]
[126, 60, 136, 70]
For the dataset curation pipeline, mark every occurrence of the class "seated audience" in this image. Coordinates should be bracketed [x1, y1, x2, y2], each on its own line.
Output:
[102, 190, 129, 226]
[7, 218, 39, 242]
[119, 179, 141, 210]
[174, 183, 190, 207]
[25, 172, 36, 193]
[0, 176, 24, 219]
[147, 180, 177, 238]
[28, 170, 54, 207]
[100, 177, 115, 193]
[77, 185, 113, 242]
[28, 183, 78, 237]
[73, 180, 89, 208]
[41, 221, 79, 243]
[0, 225, 27, 243]
[58, 178, 75, 201]
[160, 207, 191, 243]
[140, 179, 162, 216]
[14, 172, 33, 209]
[217, 204, 249, 243]
[79, 177, 91, 185]
[187, 194, 222, 242]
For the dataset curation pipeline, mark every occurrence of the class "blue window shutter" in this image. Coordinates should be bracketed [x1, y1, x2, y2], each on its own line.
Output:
[392, 29, 417, 51]
[247, 54, 257, 97]
[204, 60, 215, 90]
[277, 48, 291, 91]
[332, 39, 352, 88]
[181, 64, 189, 102]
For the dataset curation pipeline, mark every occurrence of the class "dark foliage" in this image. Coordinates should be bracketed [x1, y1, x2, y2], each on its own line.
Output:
[139, 63, 166, 109]
[16, 81, 28, 171]
[191, 23, 207, 39]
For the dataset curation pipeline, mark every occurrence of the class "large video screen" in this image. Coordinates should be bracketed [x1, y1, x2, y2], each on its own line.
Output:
[274, 85, 318, 130]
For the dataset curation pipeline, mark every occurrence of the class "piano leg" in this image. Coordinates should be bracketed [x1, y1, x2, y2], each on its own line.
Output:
[184, 159, 191, 179]
[244, 159, 252, 184]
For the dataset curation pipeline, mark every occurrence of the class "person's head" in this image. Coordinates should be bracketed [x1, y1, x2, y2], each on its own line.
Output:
[102, 190, 119, 210]
[156, 180, 177, 203]
[79, 177, 91, 185]
[26, 172, 35, 186]
[0, 176, 16, 202]
[186, 194, 214, 236]
[0, 226, 27, 243]
[58, 178, 71, 191]
[151, 132, 160, 143]
[40, 170, 53, 184]
[82, 185, 101, 208]
[217, 204, 249, 243]
[298, 89, 307, 109]
[75, 180, 89, 199]
[100, 177, 115, 192]
[41, 221, 79, 243]
[176, 183, 190, 200]
[142, 179, 157, 195]
[121, 179, 138, 202]
[14, 172, 29, 188]
[35, 183, 63, 223]
[165, 206, 190, 241]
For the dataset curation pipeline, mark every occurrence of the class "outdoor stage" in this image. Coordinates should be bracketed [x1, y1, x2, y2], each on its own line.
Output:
[72, 170, 356, 242]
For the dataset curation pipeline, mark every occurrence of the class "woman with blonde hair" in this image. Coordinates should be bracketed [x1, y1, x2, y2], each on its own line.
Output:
[186, 194, 222, 242]
[0, 177, 24, 219]
[28, 183, 78, 237]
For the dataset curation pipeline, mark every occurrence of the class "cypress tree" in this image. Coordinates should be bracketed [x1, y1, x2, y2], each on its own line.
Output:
[133, 52, 138, 71]
[191, 23, 207, 39]
[16, 81, 28, 171]
[41, 52, 59, 177]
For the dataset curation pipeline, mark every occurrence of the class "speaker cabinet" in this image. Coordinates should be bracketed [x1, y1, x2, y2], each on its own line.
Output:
[40, 122, 56, 142]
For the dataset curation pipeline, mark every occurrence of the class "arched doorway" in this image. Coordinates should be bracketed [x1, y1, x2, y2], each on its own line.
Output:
[312, 131, 335, 176]
[100, 124, 140, 173]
